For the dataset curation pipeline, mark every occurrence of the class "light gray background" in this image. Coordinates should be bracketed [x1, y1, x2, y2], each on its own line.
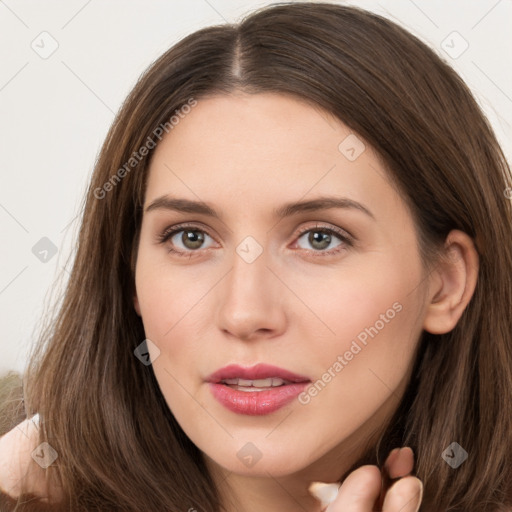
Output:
[1, 0, 511, 375]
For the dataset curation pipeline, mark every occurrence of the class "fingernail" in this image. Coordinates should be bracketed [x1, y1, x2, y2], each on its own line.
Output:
[396, 447, 414, 466]
[384, 447, 400, 470]
[308, 481, 340, 507]
[396, 447, 407, 464]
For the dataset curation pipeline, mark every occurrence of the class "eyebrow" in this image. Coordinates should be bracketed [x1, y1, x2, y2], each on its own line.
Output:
[144, 195, 375, 220]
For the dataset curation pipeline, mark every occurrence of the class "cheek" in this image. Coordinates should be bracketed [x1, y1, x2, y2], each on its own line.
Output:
[292, 298, 421, 456]
[293, 251, 420, 348]
[134, 251, 219, 394]
[134, 258, 204, 418]
[134, 248, 206, 341]
[294, 253, 423, 403]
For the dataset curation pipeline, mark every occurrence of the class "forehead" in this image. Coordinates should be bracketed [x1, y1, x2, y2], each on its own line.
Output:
[154, 92, 349, 161]
[144, 92, 406, 225]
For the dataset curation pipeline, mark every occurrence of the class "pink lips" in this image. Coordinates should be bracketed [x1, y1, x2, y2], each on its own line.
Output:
[206, 363, 310, 416]
[206, 363, 310, 383]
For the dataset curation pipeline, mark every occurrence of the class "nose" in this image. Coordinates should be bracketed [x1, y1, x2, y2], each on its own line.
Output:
[215, 243, 286, 342]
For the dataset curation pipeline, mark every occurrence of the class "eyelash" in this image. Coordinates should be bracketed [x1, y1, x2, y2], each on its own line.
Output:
[156, 222, 354, 259]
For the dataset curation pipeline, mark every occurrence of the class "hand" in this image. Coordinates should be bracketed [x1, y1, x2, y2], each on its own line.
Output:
[319, 447, 423, 512]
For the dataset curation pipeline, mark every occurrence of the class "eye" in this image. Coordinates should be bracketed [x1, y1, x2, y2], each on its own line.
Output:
[156, 222, 353, 258]
[156, 223, 217, 258]
[293, 224, 353, 257]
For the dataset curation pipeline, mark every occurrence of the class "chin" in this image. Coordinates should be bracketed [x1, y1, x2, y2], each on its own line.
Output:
[207, 445, 316, 478]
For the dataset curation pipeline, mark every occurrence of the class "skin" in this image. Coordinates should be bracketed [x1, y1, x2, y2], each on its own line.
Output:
[133, 92, 479, 511]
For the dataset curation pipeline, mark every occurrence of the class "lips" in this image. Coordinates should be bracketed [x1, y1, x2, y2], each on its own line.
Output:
[206, 363, 310, 384]
[206, 364, 311, 415]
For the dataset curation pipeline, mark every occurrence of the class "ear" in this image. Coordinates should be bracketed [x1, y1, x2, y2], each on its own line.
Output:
[422, 229, 479, 335]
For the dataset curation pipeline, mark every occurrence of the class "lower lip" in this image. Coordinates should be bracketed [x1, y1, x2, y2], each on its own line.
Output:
[208, 382, 309, 415]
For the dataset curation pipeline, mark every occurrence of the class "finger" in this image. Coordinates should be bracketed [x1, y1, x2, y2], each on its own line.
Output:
[384, 446, 414, 479]
[383, 447, 400, 471]
[381, 476, 423, 512]
[309, 482, 340, 509]
[375, 447, 416, 511]
[326, 465, 381, 512]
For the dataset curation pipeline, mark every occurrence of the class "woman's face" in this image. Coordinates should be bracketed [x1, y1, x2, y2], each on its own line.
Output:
[133, 92, 431, 480]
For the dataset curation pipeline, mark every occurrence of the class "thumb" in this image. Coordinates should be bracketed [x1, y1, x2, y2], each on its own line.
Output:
[313, 466, 381, 512]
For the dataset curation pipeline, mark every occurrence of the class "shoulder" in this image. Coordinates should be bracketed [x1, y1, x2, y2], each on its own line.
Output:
[0, 415, 52, 502]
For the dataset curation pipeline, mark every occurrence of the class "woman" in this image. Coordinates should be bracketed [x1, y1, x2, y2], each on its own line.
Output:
[1, 2, 511, 511]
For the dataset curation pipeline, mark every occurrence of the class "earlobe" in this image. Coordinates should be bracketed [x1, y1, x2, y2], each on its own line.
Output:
[422, 230, 479, 335]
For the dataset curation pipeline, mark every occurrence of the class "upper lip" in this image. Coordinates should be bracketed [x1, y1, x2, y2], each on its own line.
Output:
[206, 363, 310, 384]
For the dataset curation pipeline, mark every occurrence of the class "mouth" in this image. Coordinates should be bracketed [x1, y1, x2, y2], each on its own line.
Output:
[206, 364, 311, 415]
[219, 377, 295, 391]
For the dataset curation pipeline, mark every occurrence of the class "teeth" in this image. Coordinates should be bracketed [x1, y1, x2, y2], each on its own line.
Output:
[223, 378, 240, 385]
[221, 377, 287, 387]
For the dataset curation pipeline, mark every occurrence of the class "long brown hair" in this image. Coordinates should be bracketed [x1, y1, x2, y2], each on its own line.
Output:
[6, 2, 512, 510]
